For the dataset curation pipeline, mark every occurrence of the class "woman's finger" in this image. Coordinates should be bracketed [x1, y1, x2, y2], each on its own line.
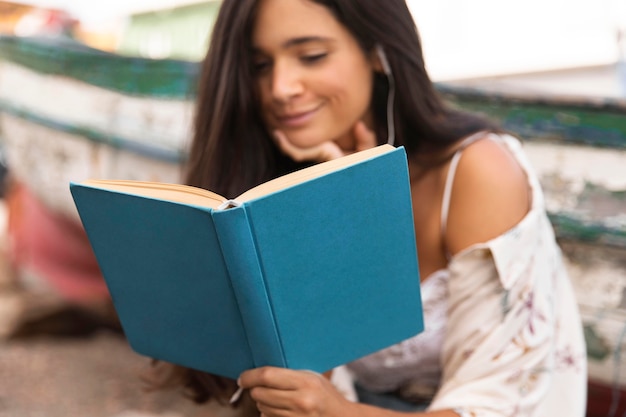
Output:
[353, 121, 379, 151]
[240, 367, 301, 391]
[257, 405, 291, 417]
[249, 386, 296, 410]
[273, 130, 344, 162]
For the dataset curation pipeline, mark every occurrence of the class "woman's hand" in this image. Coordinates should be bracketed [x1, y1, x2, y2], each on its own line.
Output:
[273, 121, 378, 163]
[239, 367, 357, 417]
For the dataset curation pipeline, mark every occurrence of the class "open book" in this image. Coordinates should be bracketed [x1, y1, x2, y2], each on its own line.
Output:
[70, 144, 424, 380]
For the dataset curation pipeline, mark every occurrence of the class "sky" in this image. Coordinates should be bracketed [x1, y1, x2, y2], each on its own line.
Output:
[406, 0, 624, 79]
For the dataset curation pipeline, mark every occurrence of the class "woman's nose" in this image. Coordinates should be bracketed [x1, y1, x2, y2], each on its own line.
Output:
[270, 61, 304, 102]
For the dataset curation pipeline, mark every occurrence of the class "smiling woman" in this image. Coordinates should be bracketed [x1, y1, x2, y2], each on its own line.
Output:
[251, 0, 375, 151]
[146, 0, 587, 416]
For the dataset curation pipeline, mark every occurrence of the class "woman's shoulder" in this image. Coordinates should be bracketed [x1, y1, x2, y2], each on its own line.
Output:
[445, 133, 531, 256]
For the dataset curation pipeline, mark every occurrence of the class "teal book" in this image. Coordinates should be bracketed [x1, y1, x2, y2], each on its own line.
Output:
[69, 144, 423, 380]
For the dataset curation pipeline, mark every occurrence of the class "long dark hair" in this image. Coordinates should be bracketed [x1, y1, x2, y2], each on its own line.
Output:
[163, 0, 495, 405]
[184, 0, 299, 199]
[185, 0, 495, 198]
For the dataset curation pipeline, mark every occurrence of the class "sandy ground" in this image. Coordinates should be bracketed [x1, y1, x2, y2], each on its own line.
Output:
[0, 331, 226, 417]
[0, 284, 252, 417]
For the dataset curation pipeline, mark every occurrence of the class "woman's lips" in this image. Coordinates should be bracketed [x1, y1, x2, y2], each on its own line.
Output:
[275, 106, 320, 128]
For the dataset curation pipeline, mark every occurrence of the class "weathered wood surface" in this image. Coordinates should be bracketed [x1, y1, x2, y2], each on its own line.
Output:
[437, 63, 626, 149]
[0, 59, 193, 159]
[0, 113, 183, 218]
[0, 35, 190, 219]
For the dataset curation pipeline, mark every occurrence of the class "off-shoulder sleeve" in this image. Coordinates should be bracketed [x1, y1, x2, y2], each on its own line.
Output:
[427, 211, 587, 416]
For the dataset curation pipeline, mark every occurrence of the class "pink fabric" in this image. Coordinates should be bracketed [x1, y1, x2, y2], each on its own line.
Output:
[7, 182, 110, 302]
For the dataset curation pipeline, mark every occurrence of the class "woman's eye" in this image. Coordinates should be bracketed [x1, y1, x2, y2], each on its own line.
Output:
[300, 53, 327, 64]
[252, 60, 271, 74]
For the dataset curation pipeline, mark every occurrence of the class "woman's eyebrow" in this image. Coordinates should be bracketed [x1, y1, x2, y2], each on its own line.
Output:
[282, 36, 333, 48]
[252, 36, 334, 53]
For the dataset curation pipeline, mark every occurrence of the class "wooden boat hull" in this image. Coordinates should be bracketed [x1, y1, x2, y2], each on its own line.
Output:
[0, 35, 191, 219]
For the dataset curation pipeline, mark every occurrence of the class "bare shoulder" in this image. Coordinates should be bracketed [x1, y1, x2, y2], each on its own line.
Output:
[445, 135, 530, 256]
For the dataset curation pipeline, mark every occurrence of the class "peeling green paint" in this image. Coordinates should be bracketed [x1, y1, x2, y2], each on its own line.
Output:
[577, 182, 626, 222]
[550, 213, 626, 248]
[0, 35, 200, 99]
[584, 324, 611, 361]
[550, 183, 626, 248]
[437, 83, 626, 150]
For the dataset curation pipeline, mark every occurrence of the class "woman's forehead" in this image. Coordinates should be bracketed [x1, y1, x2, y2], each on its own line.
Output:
[251, 0, 347, 48]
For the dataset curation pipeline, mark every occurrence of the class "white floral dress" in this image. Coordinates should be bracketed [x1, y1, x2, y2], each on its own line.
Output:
[346, 133, 587, 416]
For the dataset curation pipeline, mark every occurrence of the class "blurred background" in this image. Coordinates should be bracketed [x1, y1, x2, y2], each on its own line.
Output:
[0, 1, 625, 416]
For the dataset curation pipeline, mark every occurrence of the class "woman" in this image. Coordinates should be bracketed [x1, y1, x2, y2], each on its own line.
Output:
[159, 0, 587, 415]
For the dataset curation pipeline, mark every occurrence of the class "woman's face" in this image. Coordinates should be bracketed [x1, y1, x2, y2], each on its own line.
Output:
[251, 0, 375, 150]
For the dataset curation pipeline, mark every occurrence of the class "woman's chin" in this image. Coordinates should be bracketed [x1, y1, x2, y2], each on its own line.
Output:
[281, 132, 334, 149]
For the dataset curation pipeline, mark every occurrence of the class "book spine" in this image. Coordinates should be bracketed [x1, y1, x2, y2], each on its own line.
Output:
[212, 206, 286, 369]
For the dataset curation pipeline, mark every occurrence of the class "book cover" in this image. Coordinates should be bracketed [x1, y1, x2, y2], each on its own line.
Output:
[70, 145, 424, 380]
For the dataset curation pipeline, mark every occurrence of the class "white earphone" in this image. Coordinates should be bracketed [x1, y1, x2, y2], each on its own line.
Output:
[375, 45, 395, 146]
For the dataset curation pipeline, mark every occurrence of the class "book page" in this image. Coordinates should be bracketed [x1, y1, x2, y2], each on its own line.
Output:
[80, 179, 226, 209]
[79, 145, 396, 209]
[236, 144, 395, 202]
